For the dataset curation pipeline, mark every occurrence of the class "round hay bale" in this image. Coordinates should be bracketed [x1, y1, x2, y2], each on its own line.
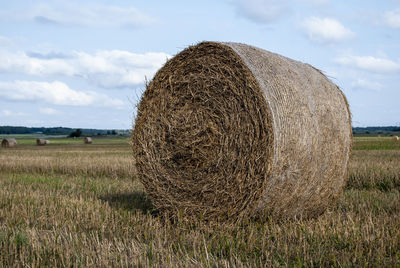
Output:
[132, 42, 352, 222]
[84, 137, 93, 144]
[36, 139, 50, 146]
[1, 138, 17, 148]
[392, 136, 399, 141]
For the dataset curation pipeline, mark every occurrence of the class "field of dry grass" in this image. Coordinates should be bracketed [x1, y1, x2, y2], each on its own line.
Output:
[0, 137, 399, 267]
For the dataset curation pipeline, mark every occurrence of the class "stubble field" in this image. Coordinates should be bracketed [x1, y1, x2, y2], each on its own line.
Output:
[0, 137, 399, 267]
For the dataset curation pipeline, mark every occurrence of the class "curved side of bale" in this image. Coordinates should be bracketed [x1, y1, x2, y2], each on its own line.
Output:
[132, 41, 352, 222]
[393, 136, 399, 141]
[84, 137, 93, 144]
[224, 42, 352, 218]
[1, 138, 17, 148]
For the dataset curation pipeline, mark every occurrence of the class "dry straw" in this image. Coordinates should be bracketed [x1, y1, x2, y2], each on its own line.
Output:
[84, 137, 93, 144]
[132, 42, 352, 222]
[393, 136, 399, 141]
[37, 139, 50, 146]
[1, 138, 17, 148]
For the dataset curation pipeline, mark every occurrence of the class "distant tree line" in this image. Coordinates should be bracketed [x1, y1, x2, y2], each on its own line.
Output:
[353, 126, 400, 132]
[0, 126, 130, 136]
[2, 125, 398, 136]
[68, 129, 117, 137]
[353, 126, 400, 136]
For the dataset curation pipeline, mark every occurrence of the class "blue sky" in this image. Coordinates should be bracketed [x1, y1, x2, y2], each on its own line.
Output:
[0, 0, 399, 129]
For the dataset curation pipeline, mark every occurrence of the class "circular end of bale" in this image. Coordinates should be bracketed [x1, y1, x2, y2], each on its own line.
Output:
[133, 42, 274, 221]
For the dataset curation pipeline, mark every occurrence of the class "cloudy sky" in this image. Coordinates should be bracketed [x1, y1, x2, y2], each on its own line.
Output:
[0, 0, 399, 129]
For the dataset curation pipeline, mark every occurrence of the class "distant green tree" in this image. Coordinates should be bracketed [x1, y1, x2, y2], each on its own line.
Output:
[69, 129, 82, 138]
[111, 130, 117, 135]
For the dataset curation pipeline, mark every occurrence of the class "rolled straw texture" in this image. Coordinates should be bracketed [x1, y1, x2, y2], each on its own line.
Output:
[1, 138, 17, 148]
[132, 42, 352, 222]
[36, 139, 49, 146]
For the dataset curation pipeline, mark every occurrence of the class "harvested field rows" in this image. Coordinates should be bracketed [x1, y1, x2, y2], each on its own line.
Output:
[0, 137, 399, 266]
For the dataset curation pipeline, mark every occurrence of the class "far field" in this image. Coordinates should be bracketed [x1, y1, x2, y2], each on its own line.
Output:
[0, 136, 399, 266]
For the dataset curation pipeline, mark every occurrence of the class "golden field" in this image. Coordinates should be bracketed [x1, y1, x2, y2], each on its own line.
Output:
[0, 137, 399, 267]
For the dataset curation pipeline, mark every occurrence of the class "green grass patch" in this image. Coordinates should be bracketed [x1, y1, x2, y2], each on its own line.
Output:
[353, 137, 400, 150]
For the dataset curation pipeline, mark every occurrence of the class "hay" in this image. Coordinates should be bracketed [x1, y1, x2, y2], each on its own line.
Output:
[1, 138, 17, 148]
[132, 42, 352, 222]
[37, 139, 50, 146]
[393, 136, 399, 141]
[84, 137, 93, 144]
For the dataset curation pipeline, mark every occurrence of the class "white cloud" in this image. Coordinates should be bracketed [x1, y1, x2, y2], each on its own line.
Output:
[2, 110, 12, 116]
[0, 80, 124, 107]
[297, 0, 330, 5]
[383, 8, 400, 28]
[0, 2, 155, 29]
[1, 109, 28, 116]
[335, 55, 400, 73]
[0, 50, 170, 88]
[73, 50, 170, 88]
[351, 79, 383, 91]
[39, 107, 59, 115]
[301, 17, 354, 43]
[0, 51, 75, 76]
[233, 0, 289, 24]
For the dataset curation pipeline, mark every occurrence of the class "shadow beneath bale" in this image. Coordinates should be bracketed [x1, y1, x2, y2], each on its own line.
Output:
[100, 191, 157, 215]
